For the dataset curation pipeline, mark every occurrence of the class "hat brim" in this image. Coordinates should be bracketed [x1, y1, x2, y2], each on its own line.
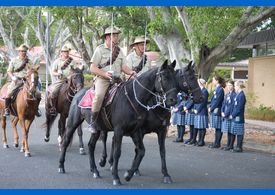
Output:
[130, 40, 150, 47]
[100, 31, 121, 39]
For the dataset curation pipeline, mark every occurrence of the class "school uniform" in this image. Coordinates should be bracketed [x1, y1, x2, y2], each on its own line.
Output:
[209, 84, 224, 148]
[171, 93, 187, 142]
[194, 87, 209, 146]
[184, 96, 195, 144]
[221, 91, 236, 150]
[231, 90, 246, 152]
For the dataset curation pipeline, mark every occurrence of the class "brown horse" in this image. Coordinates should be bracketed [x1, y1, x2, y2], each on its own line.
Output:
[0, 65, 40, 157]
[44, 67, 84, 151]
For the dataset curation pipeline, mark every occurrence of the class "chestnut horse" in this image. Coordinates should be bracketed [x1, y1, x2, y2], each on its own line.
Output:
[0, 65, 40, 157]
[44, 67, 84, 151]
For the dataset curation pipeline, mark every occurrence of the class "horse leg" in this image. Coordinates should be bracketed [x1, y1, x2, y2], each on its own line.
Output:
[124, 131, 145, 182]
[58, 118, 84, 173]
[44, 111, 57, 142]
[58, 114, 66, 151]
[88, 131, 101, 178]
[19, 119, 33, 157]
[1, 115, 8, 148]
[11, 117, 19, 148]
[158, 127, 173, 184]
[77, 124, 86, 155]
[108, 135, 115, 170]
[112, 130, 124, 186]
[99, 131, 108, 167]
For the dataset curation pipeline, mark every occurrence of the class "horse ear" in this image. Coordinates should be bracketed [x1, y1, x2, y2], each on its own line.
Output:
[170, 60, 176, 69]
[161, 59, 168, 69]
[187, 61, 193, 70]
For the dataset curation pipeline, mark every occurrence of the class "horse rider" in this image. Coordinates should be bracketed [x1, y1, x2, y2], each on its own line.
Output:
[48, 45, 77, 115]
[4, 44, 41, 117]
[126, 36, 151, 75]
[88, 26, 136, 133]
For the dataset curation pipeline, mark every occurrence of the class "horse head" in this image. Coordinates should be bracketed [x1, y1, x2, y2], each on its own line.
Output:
[176, 61, 204, 104]
[24, 64, 40, 97]
[154, 60, 178, 107]
[68, 66, 84, 93]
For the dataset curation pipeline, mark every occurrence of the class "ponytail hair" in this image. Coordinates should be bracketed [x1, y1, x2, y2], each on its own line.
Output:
[214, 75, 226, 88]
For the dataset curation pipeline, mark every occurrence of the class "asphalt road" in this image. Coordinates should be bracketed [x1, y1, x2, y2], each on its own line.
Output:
[0, 109, 275, 189]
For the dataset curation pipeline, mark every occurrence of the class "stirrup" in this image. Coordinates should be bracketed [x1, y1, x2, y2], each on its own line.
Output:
[36, 109, 42, 117]
[49, 108, 57, 116]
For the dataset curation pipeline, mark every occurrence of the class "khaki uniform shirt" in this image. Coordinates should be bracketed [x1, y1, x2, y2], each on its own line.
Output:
[7, 56, 32, 78]
[52, 57, 77, 82]
[126, 51, 150, 75]
[90, 43, 126, 78]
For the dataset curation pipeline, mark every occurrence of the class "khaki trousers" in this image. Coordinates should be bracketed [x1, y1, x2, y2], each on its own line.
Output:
[7, 80, 23, 97]
[92, 77, 110, 112]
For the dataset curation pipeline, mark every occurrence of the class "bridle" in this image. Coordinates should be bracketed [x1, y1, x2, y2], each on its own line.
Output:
[180, 69, 200, 96]
[23, 71, 39, 100]
[130, 67, 177, 111]
[66, 72, 83, 102]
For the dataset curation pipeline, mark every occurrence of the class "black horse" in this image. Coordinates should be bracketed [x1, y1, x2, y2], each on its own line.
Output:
[58, 60, 179, 185]
[44, 67, 84, 152]
[101, 61, 204, 183]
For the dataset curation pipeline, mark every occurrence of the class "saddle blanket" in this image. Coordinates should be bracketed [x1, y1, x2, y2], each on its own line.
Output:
[78, 89, 95, 109]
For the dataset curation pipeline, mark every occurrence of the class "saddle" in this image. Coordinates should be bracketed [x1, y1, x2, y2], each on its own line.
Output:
[78, 82, 122, 109]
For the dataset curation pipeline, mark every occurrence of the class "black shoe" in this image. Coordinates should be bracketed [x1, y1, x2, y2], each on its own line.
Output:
[4, 108, 10, 116]
[173, 138, 183, 143]
[208, 143, 220, 148]
[233, 147, 243, 153]
[197, 142, 205, 147]
[184, 139, 191, 144]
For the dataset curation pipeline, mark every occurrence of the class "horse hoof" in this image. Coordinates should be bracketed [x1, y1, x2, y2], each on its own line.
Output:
[163, 176, 173, 184]
[79, 148, 86, 155]
[44, 137, 50, 142]
[58, 168, 65, 173]
[3, 144, 9, 148]
[99, 158, 106, 167]
[13, 143, 19, 148]
[124, 171, 132, 182]
[92, 172, 100, 178]
[25, 152, 31, 157]
[134, 170, 141, 176]
[113, 179, 122, 186]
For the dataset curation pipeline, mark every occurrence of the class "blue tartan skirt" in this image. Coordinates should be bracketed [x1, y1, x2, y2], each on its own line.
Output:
[185, 112, 195, 125]
[210, 115, 222, 129]
[194, 115, 208, 129]
[222, 118, 233, 133]
[171, 112, 185, 126]
[231, 122, 245, 135]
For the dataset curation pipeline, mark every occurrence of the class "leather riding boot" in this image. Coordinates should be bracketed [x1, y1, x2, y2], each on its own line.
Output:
[223, 133, 232, 150]
[4, 97, 12, 116]
[88, 112, 99, 134]
[189, 128, 198, 145]
[233, 135, 244, 153]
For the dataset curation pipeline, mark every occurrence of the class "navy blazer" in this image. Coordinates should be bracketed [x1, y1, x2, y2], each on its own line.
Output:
[175, 92, 187, 113]
[222, 91, 237, 118]
[231, 91, 246, 123]
[210, 85, 224, 116]
[194, 87, 209, 116]
[185, 96, 194, 112]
